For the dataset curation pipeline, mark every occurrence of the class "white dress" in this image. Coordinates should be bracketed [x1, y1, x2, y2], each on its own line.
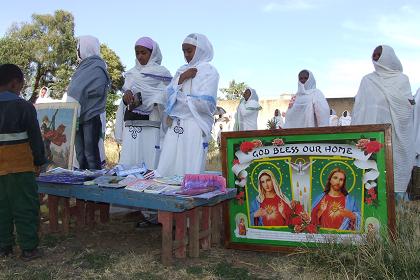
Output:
[114, 40, 171, 169]
[115, 102, 163, 168]
[157, 33, 219, 177]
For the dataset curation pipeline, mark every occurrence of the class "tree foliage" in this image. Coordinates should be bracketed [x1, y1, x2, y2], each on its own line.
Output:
[0, 10, 77, 100]
[100, 44, 125, 122]
[219, 79, 247, 100]
[0, 10, 126, 123]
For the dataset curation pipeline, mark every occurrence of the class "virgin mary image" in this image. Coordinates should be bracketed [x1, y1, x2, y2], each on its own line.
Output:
[250, 170, 292, 226]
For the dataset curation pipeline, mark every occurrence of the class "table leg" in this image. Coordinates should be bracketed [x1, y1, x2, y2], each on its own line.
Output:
[75, 199, 85, 227]
[62, 198, 70, 235]
[158, 211, 173, 266]
[200, 207, 211, 250]
[211, 204, 222, 246]
[86, 202, 95, 227]
[174, 212, 187, 258]
[98, 203, 110, 223]
[48, 195, 59, 233]
[188, 208, 199, 258]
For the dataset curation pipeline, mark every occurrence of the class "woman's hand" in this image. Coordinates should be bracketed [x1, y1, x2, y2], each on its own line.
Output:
[34, 165, 42, 177]
[254, 208, 267, 218]
[166, 117, 173, 127]
[278, 202, 284, 215]
[123, 90, 134, 105]
[178, 68, 197, 85]
[318, 200, 328, 218]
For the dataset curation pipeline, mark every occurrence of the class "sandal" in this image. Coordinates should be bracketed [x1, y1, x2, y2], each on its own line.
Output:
[135, 219, 160, 229]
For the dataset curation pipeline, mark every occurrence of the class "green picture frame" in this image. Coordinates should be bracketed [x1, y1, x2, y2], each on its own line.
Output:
[221, 124, 395, 251]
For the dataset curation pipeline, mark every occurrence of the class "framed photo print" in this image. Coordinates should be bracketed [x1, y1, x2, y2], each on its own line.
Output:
[35, 102, 79, 170]
[221, 125, 395, 251]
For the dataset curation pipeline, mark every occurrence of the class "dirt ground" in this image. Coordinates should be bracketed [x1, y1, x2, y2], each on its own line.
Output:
[0, 210, 322, 280]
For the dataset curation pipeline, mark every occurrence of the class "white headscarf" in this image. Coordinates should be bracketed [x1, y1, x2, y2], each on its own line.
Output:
[234, 87, 261, 131]
[122, 37, 172, 114]
[166, 33, 219, 138]
[77, 35, 101, 60]
[339, 110, 352, 126]
[182, 33, 214, 67]
[352, 45, 414, 192]
[373, 45, 403, 74]
[284, 70, 330, 128]
[297, 70, 317, 93]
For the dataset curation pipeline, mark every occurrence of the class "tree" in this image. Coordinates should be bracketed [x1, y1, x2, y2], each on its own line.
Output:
[219, 79, 247, 100]
[0, 10, 77, 101]
[0, 10, 126, 125]
[100, 44, 125, 123]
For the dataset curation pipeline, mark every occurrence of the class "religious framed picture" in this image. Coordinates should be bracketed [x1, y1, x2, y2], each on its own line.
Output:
[34, 102, 79, 170]
[221, 124, 395, 252]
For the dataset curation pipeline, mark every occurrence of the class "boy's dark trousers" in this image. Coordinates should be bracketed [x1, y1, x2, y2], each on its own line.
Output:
[0, 172, 40, 250]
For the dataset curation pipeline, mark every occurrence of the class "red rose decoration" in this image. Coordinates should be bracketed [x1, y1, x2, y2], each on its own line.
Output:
[236, 191, 244, 205]
[366, 197, 373, 205]
[300, 212, 311, 224]
[306, 224, 317, 234]
[272, 138, 284, 146]
[236, 191, 244, 199]
[251, 140, 263, 148]
[291, 216, 303, 226]
[294, 203, 304, 215]
[240, 142, 256, 153]
[364, 141, 383, 154]
[233, 159, 240, 165]
[356, 139, 370, 149]
[294, 224, 305, 233]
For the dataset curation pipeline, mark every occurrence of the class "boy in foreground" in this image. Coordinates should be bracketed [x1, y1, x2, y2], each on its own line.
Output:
[0, 64, 46, 261]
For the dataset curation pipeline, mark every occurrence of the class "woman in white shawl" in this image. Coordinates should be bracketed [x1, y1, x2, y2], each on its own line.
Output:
[338, 110, 352, 126]
[329, 109, 339, 126]
[233, 87, 261, 131]
[284, 70, 330, 128]
[352, 45, 415, 196]
[114, 37, 172, 168]
[36, 86, 54, 104]
[155, 33, 219, 177]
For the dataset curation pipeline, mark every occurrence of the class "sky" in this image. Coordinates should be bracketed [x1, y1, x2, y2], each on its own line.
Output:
[1, 0, 420, 99]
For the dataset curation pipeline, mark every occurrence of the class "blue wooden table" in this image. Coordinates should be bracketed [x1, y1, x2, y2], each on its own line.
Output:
[37, 182, 236, 265]
[38, 182, 236, 212]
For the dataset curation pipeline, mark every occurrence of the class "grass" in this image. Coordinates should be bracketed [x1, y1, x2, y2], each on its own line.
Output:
[1, 201, 418, 280]
[105, 137, 223, 172]
[206, 139, 223, 171]
[292, 201, 420, 280]
[1, 140, 418, 279]
[104, 137, 120, 168]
